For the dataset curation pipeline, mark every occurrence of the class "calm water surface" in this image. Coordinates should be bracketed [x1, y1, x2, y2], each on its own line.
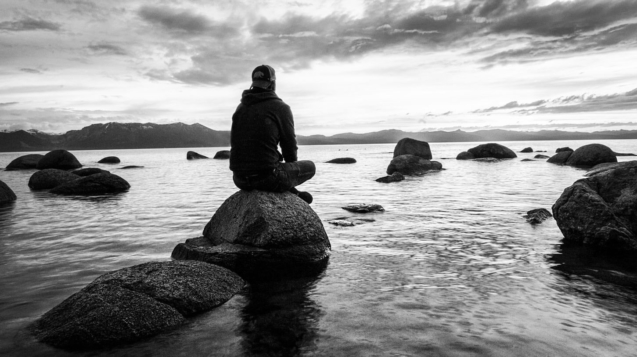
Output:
[1, 140, 636, 356]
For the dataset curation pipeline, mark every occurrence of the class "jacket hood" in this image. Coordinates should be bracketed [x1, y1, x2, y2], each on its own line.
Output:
[240, 89, 282, 106]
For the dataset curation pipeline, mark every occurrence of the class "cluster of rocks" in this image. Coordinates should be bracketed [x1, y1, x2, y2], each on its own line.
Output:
[547, 144, 617, 167]
[376, 138, 443, 182]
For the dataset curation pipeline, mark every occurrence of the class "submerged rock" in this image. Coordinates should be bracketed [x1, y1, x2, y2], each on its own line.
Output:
[342, 203, 385, 213]
[213, 151, 231, 159]
[386, 155, 442, 175]
[120, 165, 143, 169]
[524, 208, 552, 224]
[0, 180, 17, 203]
[456, 151, 475, 160]
[30, 260, 244, 350]
[534, 154, 550, 159]
[376, 171, 405, 183]
[5, 154, 44, 170]
[28, 169, 79, 190]
[468, 143, 517, 159]
[552, 161, 637, 251]
[187, 151, 209, 160]
[565, 143, 617, 167]
[98, 156, 120, 164]
[50, 173, 130, 195]
[473, 157, 501, 163]
[521, 147, 533, 153]
[393, 138, 432, 159]
[326, 157, 356, 164]
[547, 151, 572, 165]
[172, 191, 331, 278]
[614, 152, 637, 156]
[73, 168, 110, 177]
[328, 220, 355, 227]
[521, 159, 535, 162]
[37, 150, 82, 170]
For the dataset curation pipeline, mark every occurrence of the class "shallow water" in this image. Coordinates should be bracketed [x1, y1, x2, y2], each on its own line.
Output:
[1, 140, 636, 357]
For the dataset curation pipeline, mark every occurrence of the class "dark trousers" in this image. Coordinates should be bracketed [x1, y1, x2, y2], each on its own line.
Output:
[233, 161, 315, 192]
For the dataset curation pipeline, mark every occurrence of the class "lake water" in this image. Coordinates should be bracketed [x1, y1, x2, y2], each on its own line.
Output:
[1, 140, 636, 357]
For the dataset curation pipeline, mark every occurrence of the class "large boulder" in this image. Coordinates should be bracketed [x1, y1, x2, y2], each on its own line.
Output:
[0, 180, 17, 203]
[213, 150, 230, 159]
[36, 150, 82, 170]
[30, 260, 244, 350]
[187, 151, 208, 160]
[50, 173, 130, 195]
[552, 161, 637, 252]
[172, 191, 331, 278]
[456, 151, 475, 160]
[393, 138, 432, 159]
[326, 157, 356, 164]
[28, 169, 79, 190]
[565, 143, 617, 167]
[5, 154, 44, 170]
[98, 156, 120, 164]
[547, 151, 573, 164]
[467, 143, 517, 159]
[386, 154, 442, 175]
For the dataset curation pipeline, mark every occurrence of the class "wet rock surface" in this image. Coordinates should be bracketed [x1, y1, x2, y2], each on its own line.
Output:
[386, 154, 442, 175]
[5, 154, 44, 170]
[524, 208, 552, 224]
[553, 160, 637, 251]
[50, 173, 130, 195]
[28, 169, 79, 190]
[36, 150, 82, 170]
[393, 138, 432, 159]
[0, 180, 17, 203]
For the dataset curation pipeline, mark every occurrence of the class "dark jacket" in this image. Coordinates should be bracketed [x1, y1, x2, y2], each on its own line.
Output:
[230, 88, 298, 174]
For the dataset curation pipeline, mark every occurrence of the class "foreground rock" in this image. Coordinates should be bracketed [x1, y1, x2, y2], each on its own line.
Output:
[467, 143, 517, 159]
[0, 180, 17, 203]
[524, 208, 552, 224]
[552, 161, 637, 251]
[342, 204, 385, 213]
[5, 154, 44, 170]
[172, 191, 331, 278]
[547, 151, 572, 164]
[98, 156, 120, 164]
[565, 143, 617, 167]
[326, 157, 356, 164]
[393, 138, 432, 159]
[36, 150, 82, 170]
[386, 155, 442, 175]
[213, 150, 230, 159]
[187, 151, 208, 160]
[28, 169, 79, 190]
[376, 172, 404, 183]
[30, 260, 244, 350]
[73, 168, 110, 177]
[50, 173, 130, 195]
[521, 147, 533, 153]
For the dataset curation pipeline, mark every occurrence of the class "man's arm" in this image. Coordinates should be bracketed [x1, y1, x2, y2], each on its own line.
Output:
[279, 104, 298, 162]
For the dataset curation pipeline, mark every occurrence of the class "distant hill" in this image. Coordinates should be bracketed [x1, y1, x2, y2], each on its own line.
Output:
[1, 122, 637, 152]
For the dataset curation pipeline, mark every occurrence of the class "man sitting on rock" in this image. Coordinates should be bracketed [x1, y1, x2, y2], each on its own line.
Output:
[230, 64, 315, 204]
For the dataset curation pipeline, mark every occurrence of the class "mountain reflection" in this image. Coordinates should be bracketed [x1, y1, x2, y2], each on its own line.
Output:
[238, 268, 326, 357]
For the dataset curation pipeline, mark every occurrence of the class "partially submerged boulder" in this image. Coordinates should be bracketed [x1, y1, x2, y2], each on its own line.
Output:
[213, 150, 230, 159]
[28, 169, 79, 190]
[393, 138, 432, 159]
[172, 191, 331, 278]
[326, 157, 356, 164]
[187, 151, 208, 160]
[547, 151, 573, 164]
[342, 204, 385, 213]
[376, 172, 404, 183]
[5, 154, 44, 170]
[565, 143, 617, 167]
[534, 154, 550, 159]
[386, 155, 442, 175]
[521, 147, 533, 153]
[98, 156, 120, 164]
[50, 173, 130, 195]
[0, 180, 17, 203]
[524, 208, 552, 224]
[456, 151, 475, 160]
[552, 161, 637, 251]
[30, 260, 244, 350]
[467, 143, 517, 159]
[36, 150, 82, 170]
[73, 168, 110, 177]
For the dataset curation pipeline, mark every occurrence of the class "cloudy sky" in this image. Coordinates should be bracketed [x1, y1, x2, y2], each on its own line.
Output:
[1, 0, 637, 135]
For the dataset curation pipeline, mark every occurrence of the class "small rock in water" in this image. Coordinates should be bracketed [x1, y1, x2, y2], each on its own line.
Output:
[556, 147, 573, 153]
[328, 220, 355, 227]
[187, 151, 208, 160]
[213, 151, 230, 159]
[524, 208, 552, 224]
[456, 151, 475, 160]
[326, 157, 356, 164]
[613, 152, 637, 156]
[98, 156, 120, 164]
[521, 147, 533, 153]
[521, 159, 535, 162]
[393, 138, 432, 159]
[376, 171, 404, 183]
[120, 165, 144, 169]
[473, 157, 501, 163]
[0, 180, 17, 203]
[534, 154, 549, 159]
[341, 204, 385, 213]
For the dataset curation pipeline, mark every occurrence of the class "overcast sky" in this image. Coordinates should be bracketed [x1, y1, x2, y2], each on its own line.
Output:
[1, 0, 637, 135]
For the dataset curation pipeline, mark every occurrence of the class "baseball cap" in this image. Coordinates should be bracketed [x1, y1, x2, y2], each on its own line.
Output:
[251, 64, 276, 82]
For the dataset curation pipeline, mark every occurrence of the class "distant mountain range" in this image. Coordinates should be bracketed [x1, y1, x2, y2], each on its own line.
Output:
[2, 122, 637, 152]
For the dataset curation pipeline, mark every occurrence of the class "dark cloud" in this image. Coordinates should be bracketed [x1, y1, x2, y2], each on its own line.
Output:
[0, 102, 19, 107]
[20, 68, 42, 74]
[88, 42, 127, 56]
[138, 5, 238, 38]
[0, 17, 61, 31]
